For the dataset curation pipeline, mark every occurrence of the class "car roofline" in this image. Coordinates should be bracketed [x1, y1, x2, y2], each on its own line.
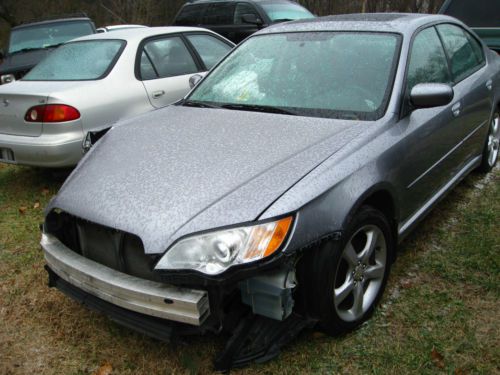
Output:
[12, 17, 93, 30]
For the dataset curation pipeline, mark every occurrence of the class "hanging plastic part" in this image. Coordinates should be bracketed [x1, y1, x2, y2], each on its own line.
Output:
[214, 312, 316, 372]
[239, 268, 296, 321]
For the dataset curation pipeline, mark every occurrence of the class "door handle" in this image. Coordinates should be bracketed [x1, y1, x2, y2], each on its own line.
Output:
[486, 79, 493, 91]
[152, 90, 165, 99]
[451, 102, 461, 117]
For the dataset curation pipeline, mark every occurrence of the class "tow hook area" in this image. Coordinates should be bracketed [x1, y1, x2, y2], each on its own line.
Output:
[214, 268, 316, 371]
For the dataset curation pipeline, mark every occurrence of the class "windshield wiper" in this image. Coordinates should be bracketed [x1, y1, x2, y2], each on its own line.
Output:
[221, 103, 297, 116]
[44, 43, 64, 49]
[9, 43, 64, 55]
[9, 47, 45, 54]
[272, 18, 294, 23]
[182, 100, 222, 109]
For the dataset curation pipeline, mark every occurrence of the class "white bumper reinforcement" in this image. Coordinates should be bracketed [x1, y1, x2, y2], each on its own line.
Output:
[41, 233, 210, 326]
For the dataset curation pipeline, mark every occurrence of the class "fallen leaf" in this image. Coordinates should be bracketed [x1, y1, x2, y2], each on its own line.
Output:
[312, 331, 327, 339]
[454, 368, 467, 375]
[41, 188, 50, 196]
[33, 201, 40, 209]
[18, 206, 27, 214]
[431, 348, 445, 369]
[93, 362, 112, 375]
[400, 279, 413, 289]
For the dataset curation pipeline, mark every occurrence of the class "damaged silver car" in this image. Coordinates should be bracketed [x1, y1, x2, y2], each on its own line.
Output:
[41, 13, 500, 370]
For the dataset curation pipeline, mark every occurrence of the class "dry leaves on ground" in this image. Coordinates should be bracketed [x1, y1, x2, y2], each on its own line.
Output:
[93, 362, 113, 375]
[431, 347, 445, 369]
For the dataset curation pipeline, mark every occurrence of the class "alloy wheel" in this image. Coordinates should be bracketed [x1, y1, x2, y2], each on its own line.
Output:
[333, 225, 387, 322]
[487, 113, 500, 167]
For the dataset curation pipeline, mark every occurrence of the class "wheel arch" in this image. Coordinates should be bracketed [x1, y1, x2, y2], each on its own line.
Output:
[341, 183, 400, 253]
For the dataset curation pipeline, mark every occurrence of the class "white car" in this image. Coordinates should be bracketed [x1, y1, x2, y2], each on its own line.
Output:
[0, 27, 234, 167]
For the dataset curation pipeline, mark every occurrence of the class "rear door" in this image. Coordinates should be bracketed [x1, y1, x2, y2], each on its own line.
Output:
[139, 35, 201, 109]
[435, 23, 492, 165]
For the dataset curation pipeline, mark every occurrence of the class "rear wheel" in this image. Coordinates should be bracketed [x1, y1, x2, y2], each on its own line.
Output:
[478, 111, 499, 173]
[298, 206, 394, 335]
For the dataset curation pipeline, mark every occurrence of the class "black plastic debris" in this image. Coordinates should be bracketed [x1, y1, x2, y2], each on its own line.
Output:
[214, 312, 316, 372]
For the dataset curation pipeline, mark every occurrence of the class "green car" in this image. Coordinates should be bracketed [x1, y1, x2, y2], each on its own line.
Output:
[440, 0, 500, 53]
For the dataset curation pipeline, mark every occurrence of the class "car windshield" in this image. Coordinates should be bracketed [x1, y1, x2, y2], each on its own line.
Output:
[23, 40, 125, 81]
[187, 32, 400, 120]
[8, 21, 94, 54]
[261, 2, 315, 22]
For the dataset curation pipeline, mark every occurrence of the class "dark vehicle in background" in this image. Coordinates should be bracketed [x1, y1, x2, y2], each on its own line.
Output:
[174, 0, 315, 43]
[0, 14, 96, 85]
[439, 0, 500, 53]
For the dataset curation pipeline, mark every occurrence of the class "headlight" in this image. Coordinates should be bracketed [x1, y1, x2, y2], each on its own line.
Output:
[155, 216, 293, 275]
[0, 74, 15, 84]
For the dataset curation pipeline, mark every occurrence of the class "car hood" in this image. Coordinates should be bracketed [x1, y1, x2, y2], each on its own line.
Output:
[48, 105, 365, 253]
[0, 49, 52, 75]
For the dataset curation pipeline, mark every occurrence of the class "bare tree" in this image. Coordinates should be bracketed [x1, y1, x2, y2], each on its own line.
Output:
[0, 0, 447, 48]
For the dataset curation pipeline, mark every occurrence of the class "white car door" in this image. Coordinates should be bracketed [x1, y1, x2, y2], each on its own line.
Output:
[139, 35, 200, 109]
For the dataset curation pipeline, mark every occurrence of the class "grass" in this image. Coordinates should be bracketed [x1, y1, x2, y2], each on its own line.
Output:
[0, 162, 498, 374]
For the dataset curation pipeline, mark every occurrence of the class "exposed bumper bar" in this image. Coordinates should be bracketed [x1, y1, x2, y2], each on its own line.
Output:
[41, 233, 210, 326]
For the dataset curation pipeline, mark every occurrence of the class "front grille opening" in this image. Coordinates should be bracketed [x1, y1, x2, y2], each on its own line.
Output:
[45, 210, 161, 281]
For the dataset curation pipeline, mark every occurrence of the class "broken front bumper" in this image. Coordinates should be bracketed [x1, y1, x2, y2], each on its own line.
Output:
[41, 233, 210, 326]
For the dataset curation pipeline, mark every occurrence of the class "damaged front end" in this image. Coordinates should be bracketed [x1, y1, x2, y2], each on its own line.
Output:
[41, 210, 315, 371]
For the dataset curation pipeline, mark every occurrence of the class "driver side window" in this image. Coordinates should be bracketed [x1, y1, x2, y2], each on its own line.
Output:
[234, 3, 260, 24]
[407, 27, 451, 94]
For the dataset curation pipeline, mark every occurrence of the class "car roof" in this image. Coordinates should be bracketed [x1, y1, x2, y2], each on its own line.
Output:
[70, 26, 217, 43]
[257, 13, 458, 35]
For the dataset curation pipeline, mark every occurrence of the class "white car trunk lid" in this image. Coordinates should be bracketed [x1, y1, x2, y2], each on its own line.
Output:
[0, 93, 48, 137]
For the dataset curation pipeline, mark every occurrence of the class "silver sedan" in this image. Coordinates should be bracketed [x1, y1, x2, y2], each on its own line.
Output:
[0, 27, 234, 167]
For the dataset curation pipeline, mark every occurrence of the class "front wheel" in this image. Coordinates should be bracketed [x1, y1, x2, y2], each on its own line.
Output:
[477, 111, 499, 173]
[297, 206, 394, 335]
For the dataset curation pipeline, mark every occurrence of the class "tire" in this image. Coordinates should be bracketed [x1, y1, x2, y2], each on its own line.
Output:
[477, 111, 499, 173]
[297, 206, 394, 335]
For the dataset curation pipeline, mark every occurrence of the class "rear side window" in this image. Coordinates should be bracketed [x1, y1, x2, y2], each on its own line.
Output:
[465, 32, 485, 65]
[24, 40, 124, 81]
[437, 24, 484, 83]
[407, 27, 450, 92]
[186, 34, 232, 69]
[203, 3, 235, 25]
[175, 4, 206, 25]
[141, 36, 198, 79]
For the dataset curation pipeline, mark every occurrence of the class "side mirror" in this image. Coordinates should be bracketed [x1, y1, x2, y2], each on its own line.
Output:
[410, 83, 454, 109]
[242, 14, 263, 25]
[189, 73, 203, 89]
